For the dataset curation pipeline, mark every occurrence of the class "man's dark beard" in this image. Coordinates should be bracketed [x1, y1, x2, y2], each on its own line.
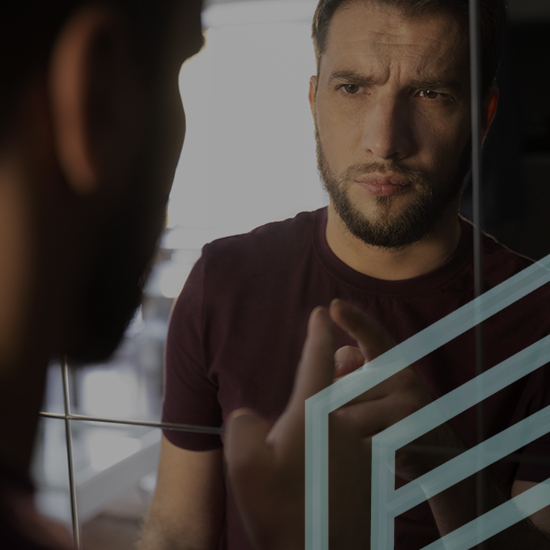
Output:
[60, 155, 170, 366]
[316, 128, 469, 249]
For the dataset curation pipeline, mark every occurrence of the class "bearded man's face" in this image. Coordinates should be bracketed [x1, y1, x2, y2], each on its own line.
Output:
[310, 2, 474, 248]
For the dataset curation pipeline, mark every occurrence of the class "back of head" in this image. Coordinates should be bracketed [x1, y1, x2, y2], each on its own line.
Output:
[0, 0, 203, 365]
[312, 0, 506, 95]
[0, 0, 172, 139]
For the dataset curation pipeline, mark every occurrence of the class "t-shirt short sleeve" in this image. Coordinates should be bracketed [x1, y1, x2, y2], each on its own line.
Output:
[162, 254, 223, 450]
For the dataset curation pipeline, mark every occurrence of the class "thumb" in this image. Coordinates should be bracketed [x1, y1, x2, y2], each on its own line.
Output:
[334, 345, 365, 379]
[287, 306, 336, 409]
[329, 299, 395, 362]
[265, 307, 335, 451]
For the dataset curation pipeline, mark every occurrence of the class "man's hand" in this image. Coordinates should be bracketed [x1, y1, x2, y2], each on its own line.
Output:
[329, 299, 463, 482]
[225, 307, 371, 550]
[326, 300, 550, 548]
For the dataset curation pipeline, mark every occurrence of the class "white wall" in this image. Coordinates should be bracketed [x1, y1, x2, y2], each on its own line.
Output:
[167, 0, 327, 242]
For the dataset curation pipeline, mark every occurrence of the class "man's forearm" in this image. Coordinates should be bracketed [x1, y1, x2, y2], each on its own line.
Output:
[138, 532, 181, 550]
[137, 536, 182, 550]
[137, 512, 200, 550]
[137, 521, 182, 550]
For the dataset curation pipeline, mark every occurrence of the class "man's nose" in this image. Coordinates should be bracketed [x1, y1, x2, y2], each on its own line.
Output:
[360, 96, 412, 161]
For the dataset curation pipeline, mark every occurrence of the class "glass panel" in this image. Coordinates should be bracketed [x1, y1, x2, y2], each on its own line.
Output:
[33, 1, 550, 548]
[69, 305, 167, 424]
[32, 417, 72, 527]
[41, 361, 67, 415]
[35, 418, 163, 549]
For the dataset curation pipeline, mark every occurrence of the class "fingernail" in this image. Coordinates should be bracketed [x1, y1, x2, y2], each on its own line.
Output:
[228, 408, 254, 423]
[310, 306, 329, 323]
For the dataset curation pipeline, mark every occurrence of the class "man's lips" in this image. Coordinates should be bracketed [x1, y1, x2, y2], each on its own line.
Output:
[354, 174, 412, 197]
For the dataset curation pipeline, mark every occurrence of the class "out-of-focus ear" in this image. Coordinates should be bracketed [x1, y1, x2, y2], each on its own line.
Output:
[308, 75, 317, 118]
[49, 5, 137, 195]
[481, 87, 499, 142]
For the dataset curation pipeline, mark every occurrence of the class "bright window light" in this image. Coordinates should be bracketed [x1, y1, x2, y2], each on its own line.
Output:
[167, 0, 327, 244]
[203, 0, 319, 27]
[87, 431, 142, 472]
[80, 369, 139, 419]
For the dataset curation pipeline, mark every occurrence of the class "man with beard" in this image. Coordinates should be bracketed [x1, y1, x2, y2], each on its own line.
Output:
[149, 0, 550, 549]
[0, 2, 205, 547]
[0, 1, 371, 548]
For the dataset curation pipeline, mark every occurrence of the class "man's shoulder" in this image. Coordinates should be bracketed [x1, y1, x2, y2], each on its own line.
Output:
[202, 209, 322, 265]
[471, 220, 550, 303]
[176, 209, 325, 307]
[459, 217, 535, 275]
[479, 225, 536, 275]
[451, 218, 550, 310]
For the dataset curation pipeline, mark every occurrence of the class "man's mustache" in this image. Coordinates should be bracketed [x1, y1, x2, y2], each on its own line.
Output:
[342, 162, 428, 187]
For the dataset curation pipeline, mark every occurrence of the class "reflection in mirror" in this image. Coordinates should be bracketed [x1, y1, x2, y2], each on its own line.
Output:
[34, 419, 160, 549]
[36, 0, 550, 548]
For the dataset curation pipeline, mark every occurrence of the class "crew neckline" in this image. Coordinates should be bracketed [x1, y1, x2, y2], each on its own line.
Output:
[313, 207, 473, 296]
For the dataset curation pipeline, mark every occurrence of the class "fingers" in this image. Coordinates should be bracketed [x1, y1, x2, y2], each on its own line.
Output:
[334, 345, 365, 378]
[287, 307, 336, 409]
[335, 397, 402, 436]
[329, 299, 395, 362]
[226, 309, 337, 550]
[266, 307, 336, 451]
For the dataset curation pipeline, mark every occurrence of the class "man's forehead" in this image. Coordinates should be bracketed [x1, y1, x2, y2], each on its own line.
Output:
[321, 2, 469, 79]
[326, 2, 466, 53]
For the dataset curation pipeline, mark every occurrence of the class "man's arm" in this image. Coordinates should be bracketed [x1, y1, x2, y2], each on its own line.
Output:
[226, 307, 371, 550]
[139, 436, 225, 550]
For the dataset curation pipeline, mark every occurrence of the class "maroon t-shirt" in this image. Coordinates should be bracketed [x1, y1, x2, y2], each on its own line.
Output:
[163, 208, 550, 550]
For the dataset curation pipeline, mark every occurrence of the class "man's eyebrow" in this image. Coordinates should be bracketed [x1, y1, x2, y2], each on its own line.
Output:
[327, 70, 465, 95]
[409, 79, 464, 94]
[327, 69, 377, 85]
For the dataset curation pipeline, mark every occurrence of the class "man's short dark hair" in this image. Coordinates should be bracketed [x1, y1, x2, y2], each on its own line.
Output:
[0, 1, 172, 137]
[312, 0, 506, 95]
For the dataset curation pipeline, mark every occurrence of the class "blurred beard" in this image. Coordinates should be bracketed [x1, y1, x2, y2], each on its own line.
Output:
[315, 127, 469, 249]
[61, 159, 169, 366]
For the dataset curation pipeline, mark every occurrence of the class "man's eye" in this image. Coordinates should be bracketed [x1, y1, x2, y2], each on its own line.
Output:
[340, 84, 362, 95]
[419, 90, 444, 99]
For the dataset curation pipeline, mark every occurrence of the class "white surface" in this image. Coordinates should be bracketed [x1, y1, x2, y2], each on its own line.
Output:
[36, 427, 161, 524]
[203, 0, 318, 27]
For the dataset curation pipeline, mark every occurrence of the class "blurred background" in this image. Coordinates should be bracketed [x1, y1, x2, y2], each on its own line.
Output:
[33, 0, 550, 547]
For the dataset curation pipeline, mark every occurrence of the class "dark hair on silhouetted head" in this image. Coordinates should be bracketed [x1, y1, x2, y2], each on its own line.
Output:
[0, 1, 174, 135]
[312, 0, 506, 95]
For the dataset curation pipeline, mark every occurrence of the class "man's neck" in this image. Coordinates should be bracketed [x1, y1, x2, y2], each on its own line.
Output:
[325, 205, 462, 281]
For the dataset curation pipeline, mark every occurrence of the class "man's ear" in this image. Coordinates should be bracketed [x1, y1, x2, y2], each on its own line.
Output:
[481, 87, 499, 142]
[49, 5, 137, 195]
[309, 76, 317, 118]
